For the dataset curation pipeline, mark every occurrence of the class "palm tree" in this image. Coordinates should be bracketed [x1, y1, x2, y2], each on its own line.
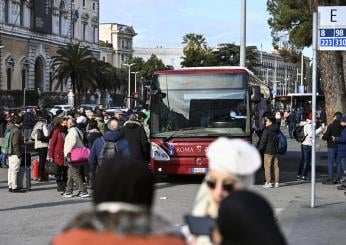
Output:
[94, 60, 119, 91]
[52, 43, 97, 96]
[182, 33, 207, 52]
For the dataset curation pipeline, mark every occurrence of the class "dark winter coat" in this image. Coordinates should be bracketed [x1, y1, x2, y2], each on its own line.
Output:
[335, 127, 346, 158]
[86, 129, 103, 149]
[123, 120, 150, 162]
[322, 119, 343, 148]
[49, 126, 66, 166]
[257, 123, 280, 155]
[288, 111, 297, 124]
[23, 112, 36, 129]
[88, 130, 130, 171]
[8, 124, 23, 157]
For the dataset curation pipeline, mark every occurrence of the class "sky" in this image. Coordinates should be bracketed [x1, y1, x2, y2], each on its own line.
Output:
[100, 0, 275, 52]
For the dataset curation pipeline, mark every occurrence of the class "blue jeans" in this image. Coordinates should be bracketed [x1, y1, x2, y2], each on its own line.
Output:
[302, 145, 311, 178]
[327, 148, 342, 179]
[340, 157, 346, 178]
[0, 154, 7, 167]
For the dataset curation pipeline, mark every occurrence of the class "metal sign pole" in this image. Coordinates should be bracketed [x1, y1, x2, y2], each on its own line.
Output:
[311, 11, 318, 208]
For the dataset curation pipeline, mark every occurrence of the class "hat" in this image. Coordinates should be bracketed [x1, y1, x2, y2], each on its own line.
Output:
[76, 115, 87, 124]
[206, 138, 261, 175]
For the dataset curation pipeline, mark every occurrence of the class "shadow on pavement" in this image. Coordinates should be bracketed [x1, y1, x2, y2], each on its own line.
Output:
[0, 199, 90, 212]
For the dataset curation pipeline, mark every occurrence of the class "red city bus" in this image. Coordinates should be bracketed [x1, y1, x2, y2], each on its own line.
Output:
[149, 66, 270, 175]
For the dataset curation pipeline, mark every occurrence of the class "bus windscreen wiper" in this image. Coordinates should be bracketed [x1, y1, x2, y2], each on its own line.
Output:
[163, 127, 204, 142]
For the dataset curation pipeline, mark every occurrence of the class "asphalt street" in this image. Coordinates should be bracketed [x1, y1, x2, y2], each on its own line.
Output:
[0, 128, 345, 245]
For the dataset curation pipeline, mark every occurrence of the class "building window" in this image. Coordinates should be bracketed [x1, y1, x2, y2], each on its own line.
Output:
[83, 0, 86, 8]
[102, 56, 105, 62]
[20, 1, 24, 26]
[82, 23, 87, 41]
[21, 69, 26, 90]
[72, 21, 75, 39]
[4, 0, 9, 24]
[49, 72, 53, 91]
[93, 2, 96, 11]
[59, 1, 65, 36]
[6, 58, 15, 90]
[93, 26, 96, 43]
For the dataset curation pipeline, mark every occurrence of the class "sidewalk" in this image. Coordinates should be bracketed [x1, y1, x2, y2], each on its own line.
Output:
[255, 126, 346, 245]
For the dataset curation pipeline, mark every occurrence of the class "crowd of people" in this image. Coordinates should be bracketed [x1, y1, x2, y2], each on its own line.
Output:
[1, 105, 150, 196]
[257, 107, 346, 192]
[2, 103, 346, 244]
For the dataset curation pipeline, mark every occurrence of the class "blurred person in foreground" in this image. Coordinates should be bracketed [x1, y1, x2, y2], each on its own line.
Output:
[213, 190, 287, 245]
[52, 158, 185, 245]
[184, 137, 261, 244]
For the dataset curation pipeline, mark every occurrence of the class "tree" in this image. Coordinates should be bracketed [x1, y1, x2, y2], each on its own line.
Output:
[181, 33, 218, 67]
[267, 0, 346, 122]
[141, 54, 172, 81]
[53, 43, 97, 96]
[182, 33, 207, 52]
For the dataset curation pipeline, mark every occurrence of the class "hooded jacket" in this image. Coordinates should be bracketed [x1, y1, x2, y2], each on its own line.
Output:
[257, 123, 280, 155]
[123, 120, 150, 162]
[88, 130, 130, 171]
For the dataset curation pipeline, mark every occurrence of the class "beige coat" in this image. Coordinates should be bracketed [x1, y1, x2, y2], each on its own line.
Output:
[64, 127, 84, 157]
[31, 121, 49, 149]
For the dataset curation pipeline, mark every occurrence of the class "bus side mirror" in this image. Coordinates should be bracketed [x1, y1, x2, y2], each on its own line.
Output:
[150, 89, 166, 98]
[251, 86, 261, 103]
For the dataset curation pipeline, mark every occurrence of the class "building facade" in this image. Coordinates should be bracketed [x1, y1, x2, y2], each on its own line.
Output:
[0, 0, 100, 93]
[134, 47, 183, 69]
[254, 50, 298, 97]
[99, 23, 136, 68]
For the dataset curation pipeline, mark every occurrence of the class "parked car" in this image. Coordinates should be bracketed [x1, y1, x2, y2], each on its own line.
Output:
[105, 107, 124, 117]
[79, 104, 97, 113]
[50, 105, 72, 116]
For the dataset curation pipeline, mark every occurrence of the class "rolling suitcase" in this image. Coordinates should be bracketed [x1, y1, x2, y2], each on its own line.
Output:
[17, 166, 31, 190]
[17, 146, 31, 190]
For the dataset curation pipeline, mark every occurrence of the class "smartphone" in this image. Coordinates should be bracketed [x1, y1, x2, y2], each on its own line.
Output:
[185, 215, 215, 236]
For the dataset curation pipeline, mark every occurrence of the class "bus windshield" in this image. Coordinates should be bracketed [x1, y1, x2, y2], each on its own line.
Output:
[151, 73, 251, 138]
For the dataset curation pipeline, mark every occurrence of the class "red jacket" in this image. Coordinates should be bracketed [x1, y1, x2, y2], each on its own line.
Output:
[52, 229, 185, 245]
[49, 127, 66, 166]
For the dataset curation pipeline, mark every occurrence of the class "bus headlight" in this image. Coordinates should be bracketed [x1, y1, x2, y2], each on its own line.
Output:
[151, 142, 170, 161]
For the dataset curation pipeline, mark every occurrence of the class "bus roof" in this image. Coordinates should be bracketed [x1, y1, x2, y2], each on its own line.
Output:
[154, 66, 254, 75]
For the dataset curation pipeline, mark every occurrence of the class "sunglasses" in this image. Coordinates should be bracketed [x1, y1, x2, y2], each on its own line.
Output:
[205, 179, 235, 192]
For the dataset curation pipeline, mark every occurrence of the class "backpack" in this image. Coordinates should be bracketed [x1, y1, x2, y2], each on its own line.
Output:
[1, 129, 13, 155]
[98, 137, 118, 166]
[275, 131, 287, 155]
[293, 125, 306, 142]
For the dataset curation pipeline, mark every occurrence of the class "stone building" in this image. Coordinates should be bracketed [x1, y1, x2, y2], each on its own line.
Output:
[254, 50, 298, 97]
[0, 0, 100, 95]
[99, 23, 136, 68]
[134, 47, 183, 69]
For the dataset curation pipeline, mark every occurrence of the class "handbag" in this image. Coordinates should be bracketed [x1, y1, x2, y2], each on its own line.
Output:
[36, 128, 49, 142]
[45, 160, 58, 175]
[69, 128, 90, 166]
[70, 147, 90, 163]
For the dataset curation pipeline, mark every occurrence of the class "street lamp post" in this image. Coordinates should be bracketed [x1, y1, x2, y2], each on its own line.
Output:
[0, 46, 5, 89]
[123, 63, 135, 109]
[240, 0, 246, 67]
[131, 71, 139, 108]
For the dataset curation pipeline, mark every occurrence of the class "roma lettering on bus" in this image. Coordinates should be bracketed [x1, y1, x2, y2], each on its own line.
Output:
[176, 147, 194, 153]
